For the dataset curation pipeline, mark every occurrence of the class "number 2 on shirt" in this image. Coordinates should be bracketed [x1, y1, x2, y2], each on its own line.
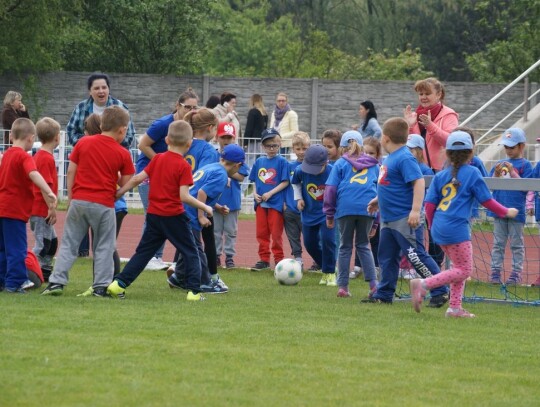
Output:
[350, 168, 368, 184]
[437, 182, 457, 211]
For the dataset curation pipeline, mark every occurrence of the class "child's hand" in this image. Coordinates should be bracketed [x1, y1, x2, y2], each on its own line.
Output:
[46, 208, 57, 226]
[261, 191, 272, 202]
[506, 208, 518, 218]
[203, 204, 213, 217]
[46, 192, 57, 209]
[367, 197, 379, 214]
[198, 216, 211, 228]
[297, 200, 305, 211]
[218, 205, 230, 216]
[254, 193, 262, 203]
[408, 209, 420, 228]
[326, 218, 334, 229]
[494, 163, 503, 177]
[369, 226, 377, 238]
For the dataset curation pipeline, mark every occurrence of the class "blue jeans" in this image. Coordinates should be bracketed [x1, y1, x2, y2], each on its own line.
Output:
[138, 182, 165, 259]
[490, 218, 524, 273]
[374, 217, 448, 302]
[302, 221, 336, 273]
[0, 218, 27, 290]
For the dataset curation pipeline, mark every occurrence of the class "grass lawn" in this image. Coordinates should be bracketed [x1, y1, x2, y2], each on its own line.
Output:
[1, 260, 538, 406]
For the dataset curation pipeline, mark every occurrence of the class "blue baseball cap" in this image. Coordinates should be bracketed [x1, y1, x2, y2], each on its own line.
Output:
[261, 128, 281, 143]
[340, 130, 363, 147]
[301, 144, 328, 175]
[406, 134, 425, 149]
[499, 128, 526, 147]
[221, 144, 245, 164]
[446, 131, 473, 150]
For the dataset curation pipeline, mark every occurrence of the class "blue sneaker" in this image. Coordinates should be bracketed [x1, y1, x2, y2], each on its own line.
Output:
[167, 273, 186, 290]
[200, 280, 228, 294]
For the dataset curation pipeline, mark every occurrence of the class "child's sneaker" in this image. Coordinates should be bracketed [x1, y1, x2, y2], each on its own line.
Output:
[107, 280, 126, 299]
[41, 283, 64, 296]
[186, 291, 205, 301]
[410, 279, 427, 313]
[5, 286, 26, 294]
[21, 280, 35, 290]
[251, 261, 270, 271]
[349, 266, 362, 279]
[295, 257, 304, 271]
[225, 257, 235, 269]
[445, 308, 475, 318]
[505, 272, 521, 285]
[337, 287, 351, 297]
[92, 287, 111, 298]
[167, 273, 186, 290]
[489, 271, 502, 284]
[319, 274, 328, 285]
[77, 287, 94, 297]
[326, 273, 337, 287]
[308, 263, 321, 273]
[427, 293, 449, 308]
[145, 257, 168, 271]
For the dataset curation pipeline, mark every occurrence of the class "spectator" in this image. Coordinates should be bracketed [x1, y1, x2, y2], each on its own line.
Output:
[205, 95, 221, 109]
[270, 92, 299, 150]
[1, 91, 30, 146]
[355, 100, 381, 139]
[244, 93, 268, 167]
[213, 92, 241, 143]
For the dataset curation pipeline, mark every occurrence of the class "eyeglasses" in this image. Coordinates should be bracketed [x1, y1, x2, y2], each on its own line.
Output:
[503, 145, 517, 150]
[179, 103, 198, 111]
[263, 144, 280, 150]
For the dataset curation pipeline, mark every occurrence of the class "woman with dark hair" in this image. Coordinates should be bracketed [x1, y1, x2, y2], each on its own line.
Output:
[205, 95, 221, 109]
[213, 92, 241, 142]
[357, 100, 382, 139]
[1, 91, 30, 145]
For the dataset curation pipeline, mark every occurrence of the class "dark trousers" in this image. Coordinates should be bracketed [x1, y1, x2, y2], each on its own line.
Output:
[0, 218, 27, 290]
[174, 229, 211, 286]
[174, 217, 217, 277]
[113, 211, 127, 275]
[302, 221, 336, 273]
[115, 213, 201, 293]
[284, 209, 303, 258]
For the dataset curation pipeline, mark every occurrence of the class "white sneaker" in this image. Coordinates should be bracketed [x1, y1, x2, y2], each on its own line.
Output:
[145, 257, 168, 271]
[400, 269, 418, 280]
[21, 279, 35, 290]
[349, 266, 362, 279]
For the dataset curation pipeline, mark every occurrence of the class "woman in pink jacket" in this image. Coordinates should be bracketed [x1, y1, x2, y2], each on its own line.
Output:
[404, 78, 459, 172]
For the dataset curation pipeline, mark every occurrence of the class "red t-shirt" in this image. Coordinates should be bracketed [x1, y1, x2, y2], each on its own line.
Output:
[25, 250, 44, 283]
[0, 146, 37, 221]
[70, 134, 135, 208]
[31, 150, 58, 217]
[145, 151, 193, 216]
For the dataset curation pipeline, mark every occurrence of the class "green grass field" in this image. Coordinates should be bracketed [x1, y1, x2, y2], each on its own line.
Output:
[1, 260, 538, 406]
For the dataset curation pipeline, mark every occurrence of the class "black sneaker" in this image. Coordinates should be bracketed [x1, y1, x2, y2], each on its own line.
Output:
[360, 293, 392, 304]
[167, 273, 187, 290]
[92, 287, 111, 298]
[41, 283, 64, 296]
[200, 280, 229, 294]
[225, 257, 235, 269]
[427, 293, 449, 308]
[251, 261, 270, 271]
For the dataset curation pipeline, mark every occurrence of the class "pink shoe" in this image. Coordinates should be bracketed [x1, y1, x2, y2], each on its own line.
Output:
[445, 308, 476, 318]
[410, 279, 426, 313]
[337, 288, 351, 297]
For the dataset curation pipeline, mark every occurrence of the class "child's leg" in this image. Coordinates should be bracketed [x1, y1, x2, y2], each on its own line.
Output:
[268, 209, 284, 263]
[369, 224, 380, 267]
[423, 241, 473, 309]
[320, 220, 337, 273]
[202, 218, 217, 277]
[213, 211, 225, 259]
[490, 218, 508, 276]
[88, 204, 117, 289]
[139, 182, 165, 259]
[337, 217, 355, 288]
[255, 206, 271, 262]
[302, 223, 323, 270]
[373, 223, 401, 302]
[193, 229, 211, 286]
[49, 201, 92, 286]
[30, 216, 57, 267]
[0, 220, 7, 287]
[354, 216, 377, 283]
[283, 209, 303, 259]
[113, 211, 127, 276]
[223, 210, 239, 259]
[3, 218, 27, 290]
[508, 219, 525, 278]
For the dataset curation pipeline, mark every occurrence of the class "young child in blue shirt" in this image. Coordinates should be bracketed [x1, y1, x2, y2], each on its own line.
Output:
[363, 118, 449, 305]
[249, 128, 289, 271]
[213, 122, 250, 269]
[411, 131, 518, 317]
[324, 132, 379, 296]
[488, 128, 533, 285]
[292, 144, 336, 286]
[284, 132, 310, 268]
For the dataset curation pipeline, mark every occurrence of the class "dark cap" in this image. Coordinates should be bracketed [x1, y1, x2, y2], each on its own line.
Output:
[261, 128, 281, 143]
[301, 144, 328, 175]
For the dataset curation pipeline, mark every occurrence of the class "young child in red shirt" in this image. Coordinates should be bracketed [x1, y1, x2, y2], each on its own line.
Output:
[42, 106, 135, 297]
[0, 118, 57, 293]
[30, 118, 60, 280]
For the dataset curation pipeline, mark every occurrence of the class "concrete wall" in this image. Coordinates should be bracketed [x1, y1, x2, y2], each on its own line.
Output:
[0, 71, 530, 138]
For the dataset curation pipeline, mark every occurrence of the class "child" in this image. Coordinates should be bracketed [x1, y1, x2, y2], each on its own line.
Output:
[324, 131, 378, 296]
[530, 143, 540, 287]
[213, 122, 250, 269]
[30, 118, 60, 274]
[292, 144, 336, 286]
[363, 118, 449, 305]
[42, 106, 135, 296]
[321, 129, 342, 165]
[107, 120, 216, 301]
[411, 130, 518, 317]
[249, 128, 289, 271]
[167, 144, 245, 294]
[0, 118, 56, 293]
[488, 128, 532, 285]
[284, 131, 310, 268]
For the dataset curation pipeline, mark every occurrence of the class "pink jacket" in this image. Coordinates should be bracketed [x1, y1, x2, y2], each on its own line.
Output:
[409, 105, 458, 171]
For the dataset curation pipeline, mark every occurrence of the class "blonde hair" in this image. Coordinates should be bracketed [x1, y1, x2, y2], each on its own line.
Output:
[250, 94, 267, 116]
[3, 91, 22, 107]
[362, 136, 382, 160]
[184, 108, 218, 133]
[409, 147, 425, 163]
[291, 131, 310, 147]
[276, 92, 288, 102]
[84, 113, 102, 135]
[167, 120, 193, 146]
[36, 117, 60, 143]
[101, 106, 129, 132]
[344, 140, 363, 157]
[414, 77, 446, 102]
[10, 118, 35, 141]
[382, 118, 409, 144]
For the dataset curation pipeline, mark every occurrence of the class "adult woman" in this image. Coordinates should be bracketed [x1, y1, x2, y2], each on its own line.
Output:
[213, 92, 241, 142]
[357, 100, 381, 139]
[243, 94, 268, 166]
[1, 91, 30, 145]
[136, 88, 199, 270]
[404, 77, 459, 172]
[269, 92, 299, 149]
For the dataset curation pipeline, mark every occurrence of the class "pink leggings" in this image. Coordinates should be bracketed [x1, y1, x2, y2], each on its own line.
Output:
[423, 241, 473, 309]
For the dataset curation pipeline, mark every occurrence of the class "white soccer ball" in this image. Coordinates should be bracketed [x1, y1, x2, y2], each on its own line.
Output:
[274, 259, 303, 285]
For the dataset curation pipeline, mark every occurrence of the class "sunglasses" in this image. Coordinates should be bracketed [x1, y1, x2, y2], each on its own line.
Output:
[263, 144, 280, 150]
[179, 102, 198, 111]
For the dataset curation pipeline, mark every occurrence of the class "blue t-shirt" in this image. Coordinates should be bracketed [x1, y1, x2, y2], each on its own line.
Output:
[285, 160, 302, 214]
[419, 163, 434, 176]
[359, 118, 382, 139]
[248, 155, 289, 212]
[291, 165, 332, 226]
[377, 146, 423, 222]
[136, 113, 172, 173]
[426, 165, 492, 245]
[216, 162, 250, 211]
[185, 162, 228, 231]
[488, 157, 532, 223]
[326, 158, 379, 219]
[533, 162, 540, 222]
[470, 156, 488, 177]
[185, 139, 220, 174]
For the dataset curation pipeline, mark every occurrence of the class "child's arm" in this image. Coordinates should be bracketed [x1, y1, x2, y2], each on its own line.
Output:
[261, 180, 289, 202]
[367, 196, 378, 215]
[195, 189, 212, 227]
[323, 185, 337, 228]
[179, 185, 213, 218]
[215, 203, 230, 216]
[231, 173, 245, 182]
[409, 178, 425, 228]
[29, 170, 57, 210]
[66, 162, 77, 203]
[116, 171, 147, 198]
[481, 199, 518, 218]
[292, 183, 304, 211]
